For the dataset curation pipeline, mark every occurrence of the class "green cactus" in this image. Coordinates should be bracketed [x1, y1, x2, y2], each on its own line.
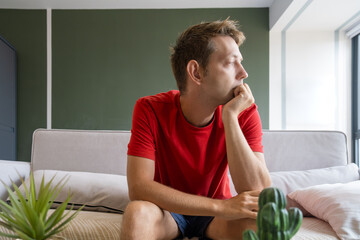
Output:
[243, 187, 303, 240]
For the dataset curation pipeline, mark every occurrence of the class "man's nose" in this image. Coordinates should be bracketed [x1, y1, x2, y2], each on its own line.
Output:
[236, 63, 248, 80]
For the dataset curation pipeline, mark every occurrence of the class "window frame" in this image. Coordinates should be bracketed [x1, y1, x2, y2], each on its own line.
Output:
[352, 34, 360, 165]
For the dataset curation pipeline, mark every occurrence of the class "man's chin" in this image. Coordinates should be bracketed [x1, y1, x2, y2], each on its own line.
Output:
[220, 96, 234, 106]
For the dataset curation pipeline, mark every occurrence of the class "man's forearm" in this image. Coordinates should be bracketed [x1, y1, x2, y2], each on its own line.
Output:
[130, 179, 222, 217]
[130, 178, 259, 220]
[222, 111, 271, 193]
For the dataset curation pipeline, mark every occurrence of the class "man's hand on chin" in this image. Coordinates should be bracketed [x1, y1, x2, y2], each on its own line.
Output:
[222, 83, 255, 119]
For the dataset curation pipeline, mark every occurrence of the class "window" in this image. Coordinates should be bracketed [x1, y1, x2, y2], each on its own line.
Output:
[352, 34, 360, 165]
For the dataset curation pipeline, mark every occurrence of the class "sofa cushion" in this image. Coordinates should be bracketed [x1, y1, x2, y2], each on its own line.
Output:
[0, 160, 30, 201]
[288, 180, 360, 240]
[269, 164, 359, 216]
[19, 170, 130, 213]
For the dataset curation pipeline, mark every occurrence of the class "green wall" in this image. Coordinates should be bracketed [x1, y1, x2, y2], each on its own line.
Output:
[52, 9, 269, 130]
[0, 10, 47, 161]
[0, 8, 269, 161]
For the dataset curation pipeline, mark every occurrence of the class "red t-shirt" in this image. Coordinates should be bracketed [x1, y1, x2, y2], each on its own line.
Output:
[127, 90, 263, 199]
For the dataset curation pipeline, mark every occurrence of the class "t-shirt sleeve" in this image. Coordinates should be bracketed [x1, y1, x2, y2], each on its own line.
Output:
[127, 98, 156, 160]
[238, 104, 263, 153]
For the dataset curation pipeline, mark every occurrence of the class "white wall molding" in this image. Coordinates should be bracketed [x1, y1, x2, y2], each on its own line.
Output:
[0, 0, 274, 9]
[345, 11, 360, 38]
[47, 8, 52, 129]
[269, 0, 293, 30]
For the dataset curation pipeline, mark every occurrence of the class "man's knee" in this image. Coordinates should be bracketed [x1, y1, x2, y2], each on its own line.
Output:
[123, 200, 161, 224]
[230, 218, 257, 240]
[206, 218, 257, 240]
[121, 200, 180, 240]
[121, 201, 161, 239]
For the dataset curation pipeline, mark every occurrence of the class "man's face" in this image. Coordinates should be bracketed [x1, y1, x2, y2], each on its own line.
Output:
[201, 35, 248, 105]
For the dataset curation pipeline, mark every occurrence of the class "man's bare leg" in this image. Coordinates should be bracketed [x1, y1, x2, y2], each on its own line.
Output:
[121, 200, 180, 240]
[205, 217, 256, 240]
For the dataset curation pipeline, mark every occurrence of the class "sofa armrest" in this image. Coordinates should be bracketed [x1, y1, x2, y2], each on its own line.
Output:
[0, 160, 30, 201]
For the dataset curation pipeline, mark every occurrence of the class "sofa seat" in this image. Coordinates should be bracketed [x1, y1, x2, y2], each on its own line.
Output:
[0, 210, 122, 240]
[0, 213, 338, 240]
[294, 217, 338, 239]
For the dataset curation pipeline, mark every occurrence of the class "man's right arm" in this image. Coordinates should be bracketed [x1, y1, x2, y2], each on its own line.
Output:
[127, 155, 260, 220]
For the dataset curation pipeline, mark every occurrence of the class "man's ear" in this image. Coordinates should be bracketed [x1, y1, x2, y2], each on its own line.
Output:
[186, 60, 203, 86]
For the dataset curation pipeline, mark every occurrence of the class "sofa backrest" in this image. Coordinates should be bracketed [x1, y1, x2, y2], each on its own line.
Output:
[32, 129, 131, 175]
[31, 129, 348, 175]
[263, 130, 348, 172]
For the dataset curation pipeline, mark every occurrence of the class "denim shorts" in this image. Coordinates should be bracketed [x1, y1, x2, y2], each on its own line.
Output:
[170, 212, 214, 240]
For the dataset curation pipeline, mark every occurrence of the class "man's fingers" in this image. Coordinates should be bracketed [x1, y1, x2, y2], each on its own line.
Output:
[234, 85, 248, 99]
[234, 86, 241, 97]
[245, 195, 259, 202]
[246, 189, 261, 196]
[245, 210, 258, 219]
[243, 83, 251, 92]
[223, 191, 261, 220]
[249, 201, 259, 211]
[244, 83, 255, 101]
[235, 83, 253, 99]
[239, 83, 247, 92]
[245, 196, 259, 210]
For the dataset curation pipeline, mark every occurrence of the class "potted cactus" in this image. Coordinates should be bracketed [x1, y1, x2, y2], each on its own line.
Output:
[243, 187, 303, 240]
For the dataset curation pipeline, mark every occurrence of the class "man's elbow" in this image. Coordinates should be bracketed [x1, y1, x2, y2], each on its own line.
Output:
[262, 174, 272, 189]
[235, 176, 272, 193]
[128, 188, 137, 201]
[128, 183, 144, 201]
[260, 161, 272, 189]
[252, 174, 272, 191]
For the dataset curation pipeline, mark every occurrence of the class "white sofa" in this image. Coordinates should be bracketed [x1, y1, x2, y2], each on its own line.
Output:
[0, 129, 359, 239]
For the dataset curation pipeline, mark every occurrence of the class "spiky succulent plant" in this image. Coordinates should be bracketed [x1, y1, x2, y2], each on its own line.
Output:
[0, 172, 82, 240]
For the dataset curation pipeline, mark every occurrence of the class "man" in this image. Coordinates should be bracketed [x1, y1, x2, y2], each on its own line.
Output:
[121, 18, 271, 240]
